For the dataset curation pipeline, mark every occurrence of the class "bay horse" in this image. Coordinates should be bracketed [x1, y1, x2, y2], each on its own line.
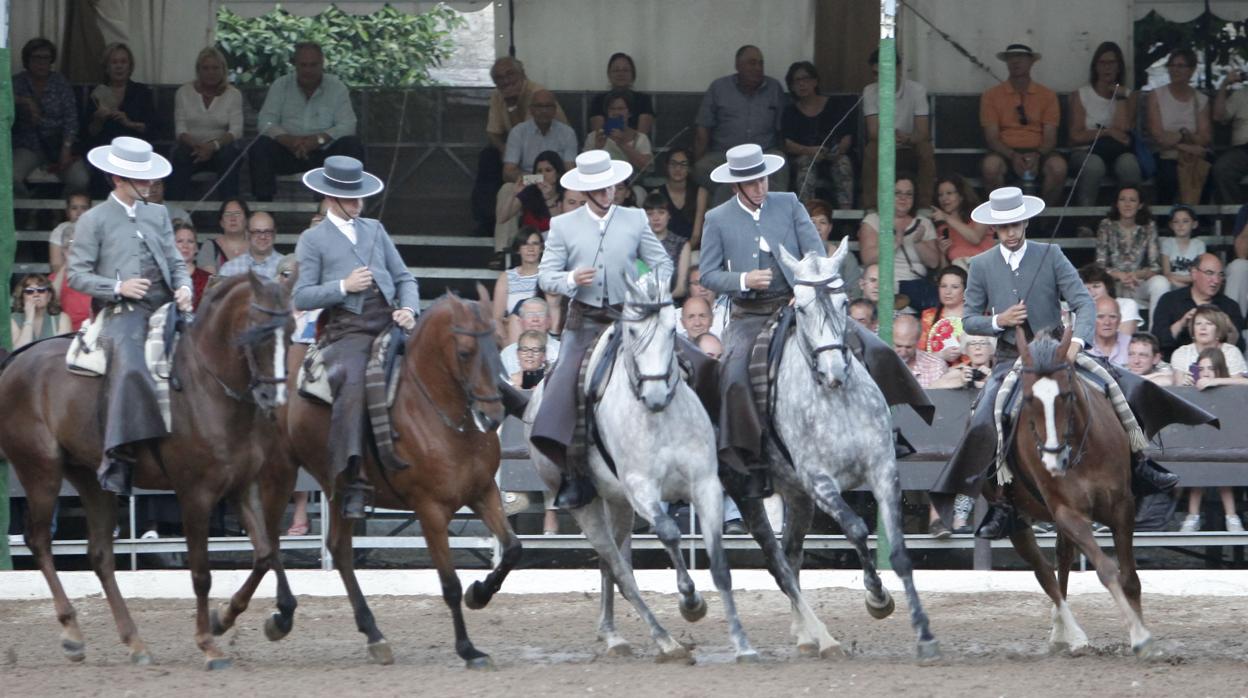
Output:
[525, 271, 757, 663]
[1003, 325, 1155, 657]
[0, 272, 294, 670]
[243, 287, 520, 669]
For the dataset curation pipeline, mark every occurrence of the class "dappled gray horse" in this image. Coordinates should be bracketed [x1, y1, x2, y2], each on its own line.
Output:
[526, 271, 756, 663]
[731, 240, 940, 661]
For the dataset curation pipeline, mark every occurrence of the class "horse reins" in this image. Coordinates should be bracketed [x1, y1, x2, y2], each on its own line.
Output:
[1019, 361, 1093, 472]
[198, 299, 290, 405]
[410, 305, 503, 433]
[619, 300, 679, 407]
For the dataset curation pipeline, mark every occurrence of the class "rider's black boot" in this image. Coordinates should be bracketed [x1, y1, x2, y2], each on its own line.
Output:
[341, 480, 374, 520]
[975, 502, 1016, 540]
[744, 468, 774, 499]
[554, 475, 596, 510]
[1132, 453, 1180, 492]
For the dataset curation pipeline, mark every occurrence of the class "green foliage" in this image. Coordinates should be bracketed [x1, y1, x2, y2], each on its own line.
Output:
[215, 3, 465, 88]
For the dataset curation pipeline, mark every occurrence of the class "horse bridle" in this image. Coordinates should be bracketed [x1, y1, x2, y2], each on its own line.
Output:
[792, 284, 852, 384]
[620, 300, 679, 408]
[203, 300, 290, 406]
[412, 310, 503, 433]
[1020, 362, 1092, 471]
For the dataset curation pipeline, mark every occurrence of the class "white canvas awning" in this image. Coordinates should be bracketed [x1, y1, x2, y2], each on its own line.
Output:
[1134, 1, 1248, 22]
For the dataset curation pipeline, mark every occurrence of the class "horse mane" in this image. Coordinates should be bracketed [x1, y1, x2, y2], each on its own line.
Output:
[192, 274, 286, 346]
[1025, 330, 1065, 376]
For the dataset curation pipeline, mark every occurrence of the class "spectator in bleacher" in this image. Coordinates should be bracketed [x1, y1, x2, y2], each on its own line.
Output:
[931, 173, 992, 270]
[979, 43, 1068, 205]
[919, 266, 968, 365]
[1226, 206, 1248, 318]
[644, 192, 691, 298]
[782, 60, 854, 207]
[1170, 305, 1246, 382]
[857, 174, 940, 310]
[168, 46, 244, 201]
[472, 57, 569, 237]
[500, 298, 560, 375]
[651, 148, 708, 249]
[502, 91, 577, 186]
[1087, 295, 1131, 367]
[679, 296, 713, 340]
[492, 228, 543, 344]
[862, 49, 934, 210]
[849, 298, 878, 332]
[893, 314, 947, 388]
[613, 184, 640, 208]
[1178, 344, 1247, 534]
[1212, 68, 1248, 204]
[589, 52, 655, 137]
[1079, 263, 1142, 334]
[805, 198, 861, 293]
[251, 42, 364, 202]
[1151, 254, 1244, 355]
[686, 267, 730, 338]
[11, 38, 89, 198]
[1095, 185, 1169, 321]
[693, 45, 787, 190]
[10, 274, 71, 348]
[196, 197, 251, 273]
[147, 178, 189, 227]
[173, 221, 211, 310]
[1158, 204, 1205, 296]
[508, 329, 550, 389]
[859, 263, 880, 303]
[696, 332, 723, 360]
[218, 212, 280, 279]
[47, 223, 92, 330]
[1067, 41, 1141, 207]
[48, 192, 91, 275]
[496, 150, 565, 248]
[1147, 48, 1213, 205]
[559, 188, 588, 214]
[83, 43, 160, 197]
[1127, 332, 1172, 385]
[585, 91, 653, 172]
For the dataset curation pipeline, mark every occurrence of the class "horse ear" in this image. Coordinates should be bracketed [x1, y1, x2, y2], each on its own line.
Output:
[827, 236, 850, 273]
[1015, 326, 1031, 366]
[1057, 324, 1073, 359]
[476, 282, 491, 307]
[778, 245, 801, 277]
[621, 270, 642, 303]
[247, 268, 264, 296]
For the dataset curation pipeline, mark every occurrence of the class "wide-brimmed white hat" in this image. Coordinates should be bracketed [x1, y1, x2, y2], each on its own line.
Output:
[87, 136, 172, 180]
[971, 186, 1045, 225]
[302, 156, 384, 199]
[560, 150, 632, 191]
[710, 143, 785, 184]
[996, 42, 1041, 61]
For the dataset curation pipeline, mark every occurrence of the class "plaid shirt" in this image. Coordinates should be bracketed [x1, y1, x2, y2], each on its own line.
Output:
[908, 350, 948, 388]
[12, 71, 79, 156]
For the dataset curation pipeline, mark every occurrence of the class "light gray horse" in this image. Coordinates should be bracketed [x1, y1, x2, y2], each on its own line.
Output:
[727, 240, 940, 661]
[525, 271, 757, 663]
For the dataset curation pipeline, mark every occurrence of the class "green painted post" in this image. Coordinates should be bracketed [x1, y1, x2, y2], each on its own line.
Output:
[0, 37, 14, 569]
[874, 0, 898, 571]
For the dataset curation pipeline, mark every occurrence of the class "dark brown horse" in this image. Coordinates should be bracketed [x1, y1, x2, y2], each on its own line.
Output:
[229, 287, 520, 668]
[1004, 326, 1155, 657]
[0, 273, 295, 670]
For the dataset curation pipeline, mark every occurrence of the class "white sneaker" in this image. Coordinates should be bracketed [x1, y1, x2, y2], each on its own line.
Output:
[140, 529, 160, 540]
[1179, 514, 1201, 533]
[1226, 515, 1244, 533]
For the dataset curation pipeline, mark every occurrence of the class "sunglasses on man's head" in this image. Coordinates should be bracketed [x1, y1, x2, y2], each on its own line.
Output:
[1015, 103, 1029, 126]
[23, 286, 50, 295]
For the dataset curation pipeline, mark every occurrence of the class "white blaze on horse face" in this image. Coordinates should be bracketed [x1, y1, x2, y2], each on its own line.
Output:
[273, 327, 287, 406]
[1033, 377, 1062, 475]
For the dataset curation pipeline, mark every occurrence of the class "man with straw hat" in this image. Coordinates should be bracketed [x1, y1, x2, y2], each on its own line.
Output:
[293, 155, 419, 518]
[530, 149, 673, 509]
[68, 136, 193, 494]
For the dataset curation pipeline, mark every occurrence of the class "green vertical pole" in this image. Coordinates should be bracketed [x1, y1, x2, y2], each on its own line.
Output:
[874, 0, 898, 571]
[0, 0, 15, 569]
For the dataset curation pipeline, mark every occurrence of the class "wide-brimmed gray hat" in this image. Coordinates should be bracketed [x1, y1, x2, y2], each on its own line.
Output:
[710, 143, 785, 184]
[971, 186, 1045, 226]
[87, 136, 172, 180]
[302, 156, 384, 199]
[560, 150, 632, 191]
[996, 42, 1041, 61]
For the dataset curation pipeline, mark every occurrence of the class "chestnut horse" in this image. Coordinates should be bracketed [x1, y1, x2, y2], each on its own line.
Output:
[231, 288, 520, 669]
[0, 273, 294, 670]
[1004, 326, 1155, 657]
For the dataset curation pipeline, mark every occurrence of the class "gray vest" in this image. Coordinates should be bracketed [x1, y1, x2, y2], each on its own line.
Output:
[136, 241, 173, 308]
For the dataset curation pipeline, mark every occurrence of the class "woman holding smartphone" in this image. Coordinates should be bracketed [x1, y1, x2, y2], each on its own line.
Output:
[584, 90, 652, 171]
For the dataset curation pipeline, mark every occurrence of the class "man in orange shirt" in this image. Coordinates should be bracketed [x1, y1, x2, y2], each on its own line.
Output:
[979, 43, 1068, 205]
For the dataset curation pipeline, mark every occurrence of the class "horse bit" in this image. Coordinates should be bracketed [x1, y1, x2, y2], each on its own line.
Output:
[621, 300, 679, 408]
[1021, 362, 1091, 471]
[412, 319, 503, 433]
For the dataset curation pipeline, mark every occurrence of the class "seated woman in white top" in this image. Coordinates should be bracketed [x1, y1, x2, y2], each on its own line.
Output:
[583, 90, 652, 172]
[1067, 41, 1141, 207]
[1147, 47, 1212, 205]
[1170, 305, 1247, 383]
[167, 46, 243, 200]
[857, 175, 941, 310]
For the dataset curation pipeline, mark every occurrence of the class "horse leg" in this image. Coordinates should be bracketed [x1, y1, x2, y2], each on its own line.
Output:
[1008, 519, 1089, 653]
[421, 508, 493, 670]
[1051, 505, 1154, 657]
[570, 497, 690, 662]
[870, 468, 941, 662]
[733, 493, 839, 658]
[689, 478, 758, 663]
[780, 489, 815, 586]
[643, 495, 707, 626]
[1055, 533, 1076, 600]
[803, 472, 893, 623]
[1109, 502, 1145, 620]
[595, 499, 634, 656]
[211, 482, 296, 643]
[23, 468, 88, 663]
[325, 496, 390, 664]
[463, 486, 523, 610]
[179, 497, 231, 670]
[63, 469, 151, 665]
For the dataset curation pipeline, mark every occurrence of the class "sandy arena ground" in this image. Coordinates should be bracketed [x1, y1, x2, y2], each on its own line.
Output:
[2, 573, 1247, 697]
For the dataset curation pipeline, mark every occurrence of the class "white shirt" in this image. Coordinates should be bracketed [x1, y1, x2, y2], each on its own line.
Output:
[109, 193, 190, 297]
[734, 194, 766, 291]
[326, 209, 362, 296]
[565, 203, 615, 286]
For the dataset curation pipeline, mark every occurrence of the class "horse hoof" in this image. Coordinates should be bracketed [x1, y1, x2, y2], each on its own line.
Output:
[820, 643, 847, 660]
[655, 645, 694, 665]
[735, 650, 761, 664]
[204, 657, 233, 671]
[368, 640, 395, 665]
[264, 612, 292, 642]
[916, 639, 943, 664]
[61, 639, 85, 662]
[679, 594, 707, 623]
[605, 641, 632, 658]
[865, 591, 895, 620]
[209, 607, 229, 636]
[796, 642, 819, 658]
[130, 650, 153, 666]
[463, 581, 488, 611]
[1133, 637, 1161, 660]
[465, 654, 495, 671]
